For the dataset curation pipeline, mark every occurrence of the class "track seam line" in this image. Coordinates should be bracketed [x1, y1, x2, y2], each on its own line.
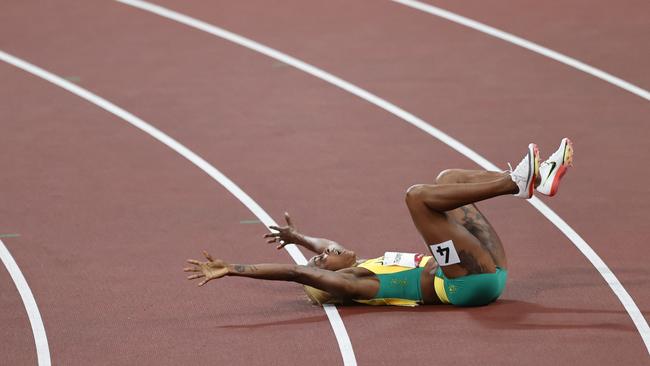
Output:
[0, 239, 50, 366]
[113, 0, 650, 355]
[391, 0, 650, 101]
[0, 50, 356, 366]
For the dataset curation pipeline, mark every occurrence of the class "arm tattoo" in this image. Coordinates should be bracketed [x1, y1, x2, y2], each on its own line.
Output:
[233, 264, 258, 273]
[233, 264, 246, 273]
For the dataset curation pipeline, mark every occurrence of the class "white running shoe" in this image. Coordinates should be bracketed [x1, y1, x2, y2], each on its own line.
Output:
[537, 138, 574, 196]
[509, 143, 540, 199]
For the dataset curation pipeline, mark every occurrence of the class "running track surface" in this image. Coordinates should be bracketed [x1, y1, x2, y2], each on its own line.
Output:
[1, 1, 649, 365]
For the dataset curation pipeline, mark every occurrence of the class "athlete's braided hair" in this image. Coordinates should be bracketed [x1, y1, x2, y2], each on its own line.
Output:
[303, 285, 342, 305]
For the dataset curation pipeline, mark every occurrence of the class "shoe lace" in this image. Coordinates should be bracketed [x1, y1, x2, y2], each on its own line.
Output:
[508, 155, 530, 184]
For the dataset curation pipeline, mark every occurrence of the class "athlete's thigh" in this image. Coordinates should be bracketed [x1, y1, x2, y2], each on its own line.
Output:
[406, 199, 496, 278]
[447, 204, 508, 269]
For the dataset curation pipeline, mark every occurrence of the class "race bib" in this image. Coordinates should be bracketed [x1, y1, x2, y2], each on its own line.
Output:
[382, 252, 424, 268]
[429, 240, 461, 266]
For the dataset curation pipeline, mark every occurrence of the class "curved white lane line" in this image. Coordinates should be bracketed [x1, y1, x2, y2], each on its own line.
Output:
[114, 0, 650, 354]
[391, 0, 650, 101]
[0, 239, 51, 366]
[0, 50, 356, 365]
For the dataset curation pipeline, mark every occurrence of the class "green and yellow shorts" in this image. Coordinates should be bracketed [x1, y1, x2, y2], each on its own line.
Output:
[434, 267, 507, 307]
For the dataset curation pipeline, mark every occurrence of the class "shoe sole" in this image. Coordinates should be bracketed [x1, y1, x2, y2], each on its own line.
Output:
[527, 143, 540, 198]
[547, 138, 573, 197]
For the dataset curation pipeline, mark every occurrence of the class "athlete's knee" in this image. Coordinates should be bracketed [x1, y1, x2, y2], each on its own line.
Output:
[435, 169, 461, 184]
[405, 184, 427, 206]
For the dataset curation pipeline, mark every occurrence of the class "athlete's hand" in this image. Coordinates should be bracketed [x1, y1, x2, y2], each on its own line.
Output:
[264, 212, 299, 249]
[184, 251, 228, 287]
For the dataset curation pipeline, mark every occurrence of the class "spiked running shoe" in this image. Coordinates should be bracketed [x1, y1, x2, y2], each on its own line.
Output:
[509, 143, 540, 199]
[537, 138, 573, 196]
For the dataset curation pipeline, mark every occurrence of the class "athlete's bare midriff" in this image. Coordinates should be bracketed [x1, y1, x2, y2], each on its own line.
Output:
[342, 260, 442, 304]
[420, 260, 443, 304]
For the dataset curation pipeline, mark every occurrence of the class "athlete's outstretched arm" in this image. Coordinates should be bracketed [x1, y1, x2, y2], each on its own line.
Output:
[264, 212, 347, 254]
[184, 251, 372, 299]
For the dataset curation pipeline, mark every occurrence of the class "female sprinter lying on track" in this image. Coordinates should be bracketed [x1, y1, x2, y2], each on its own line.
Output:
[185, 139, 573, 307]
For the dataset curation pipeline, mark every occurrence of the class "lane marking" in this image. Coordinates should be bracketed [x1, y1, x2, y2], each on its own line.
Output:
[63, 76, 81, 83]
[0, 233, 21, 238]
[113, 0, 650, 354]
[0, 239, 50, 366]
[272, 61, 289, 68]
[391, 0, 650, 101]
[239, 219, 262, 224]
[0, 50, 357, 366]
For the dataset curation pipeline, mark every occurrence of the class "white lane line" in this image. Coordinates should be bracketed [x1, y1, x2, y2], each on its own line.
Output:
[0, 239, 51, 366]
[114, 0, 650, 355]
[391, 0, 650, 101]
[0, 50, 357, 366]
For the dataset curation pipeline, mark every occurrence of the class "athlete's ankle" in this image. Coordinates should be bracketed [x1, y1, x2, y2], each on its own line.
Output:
[501, 175, 520, 195]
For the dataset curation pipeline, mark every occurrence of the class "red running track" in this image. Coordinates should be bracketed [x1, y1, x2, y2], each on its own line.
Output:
[1, 1, 649, 365]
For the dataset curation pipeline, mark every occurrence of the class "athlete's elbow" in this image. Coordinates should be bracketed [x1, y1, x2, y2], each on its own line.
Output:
[293, 265, 318, 283]
[288, 265, 304, 281]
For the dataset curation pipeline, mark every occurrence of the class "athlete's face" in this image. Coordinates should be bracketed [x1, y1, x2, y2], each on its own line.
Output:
[308, 247, 357, 271]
